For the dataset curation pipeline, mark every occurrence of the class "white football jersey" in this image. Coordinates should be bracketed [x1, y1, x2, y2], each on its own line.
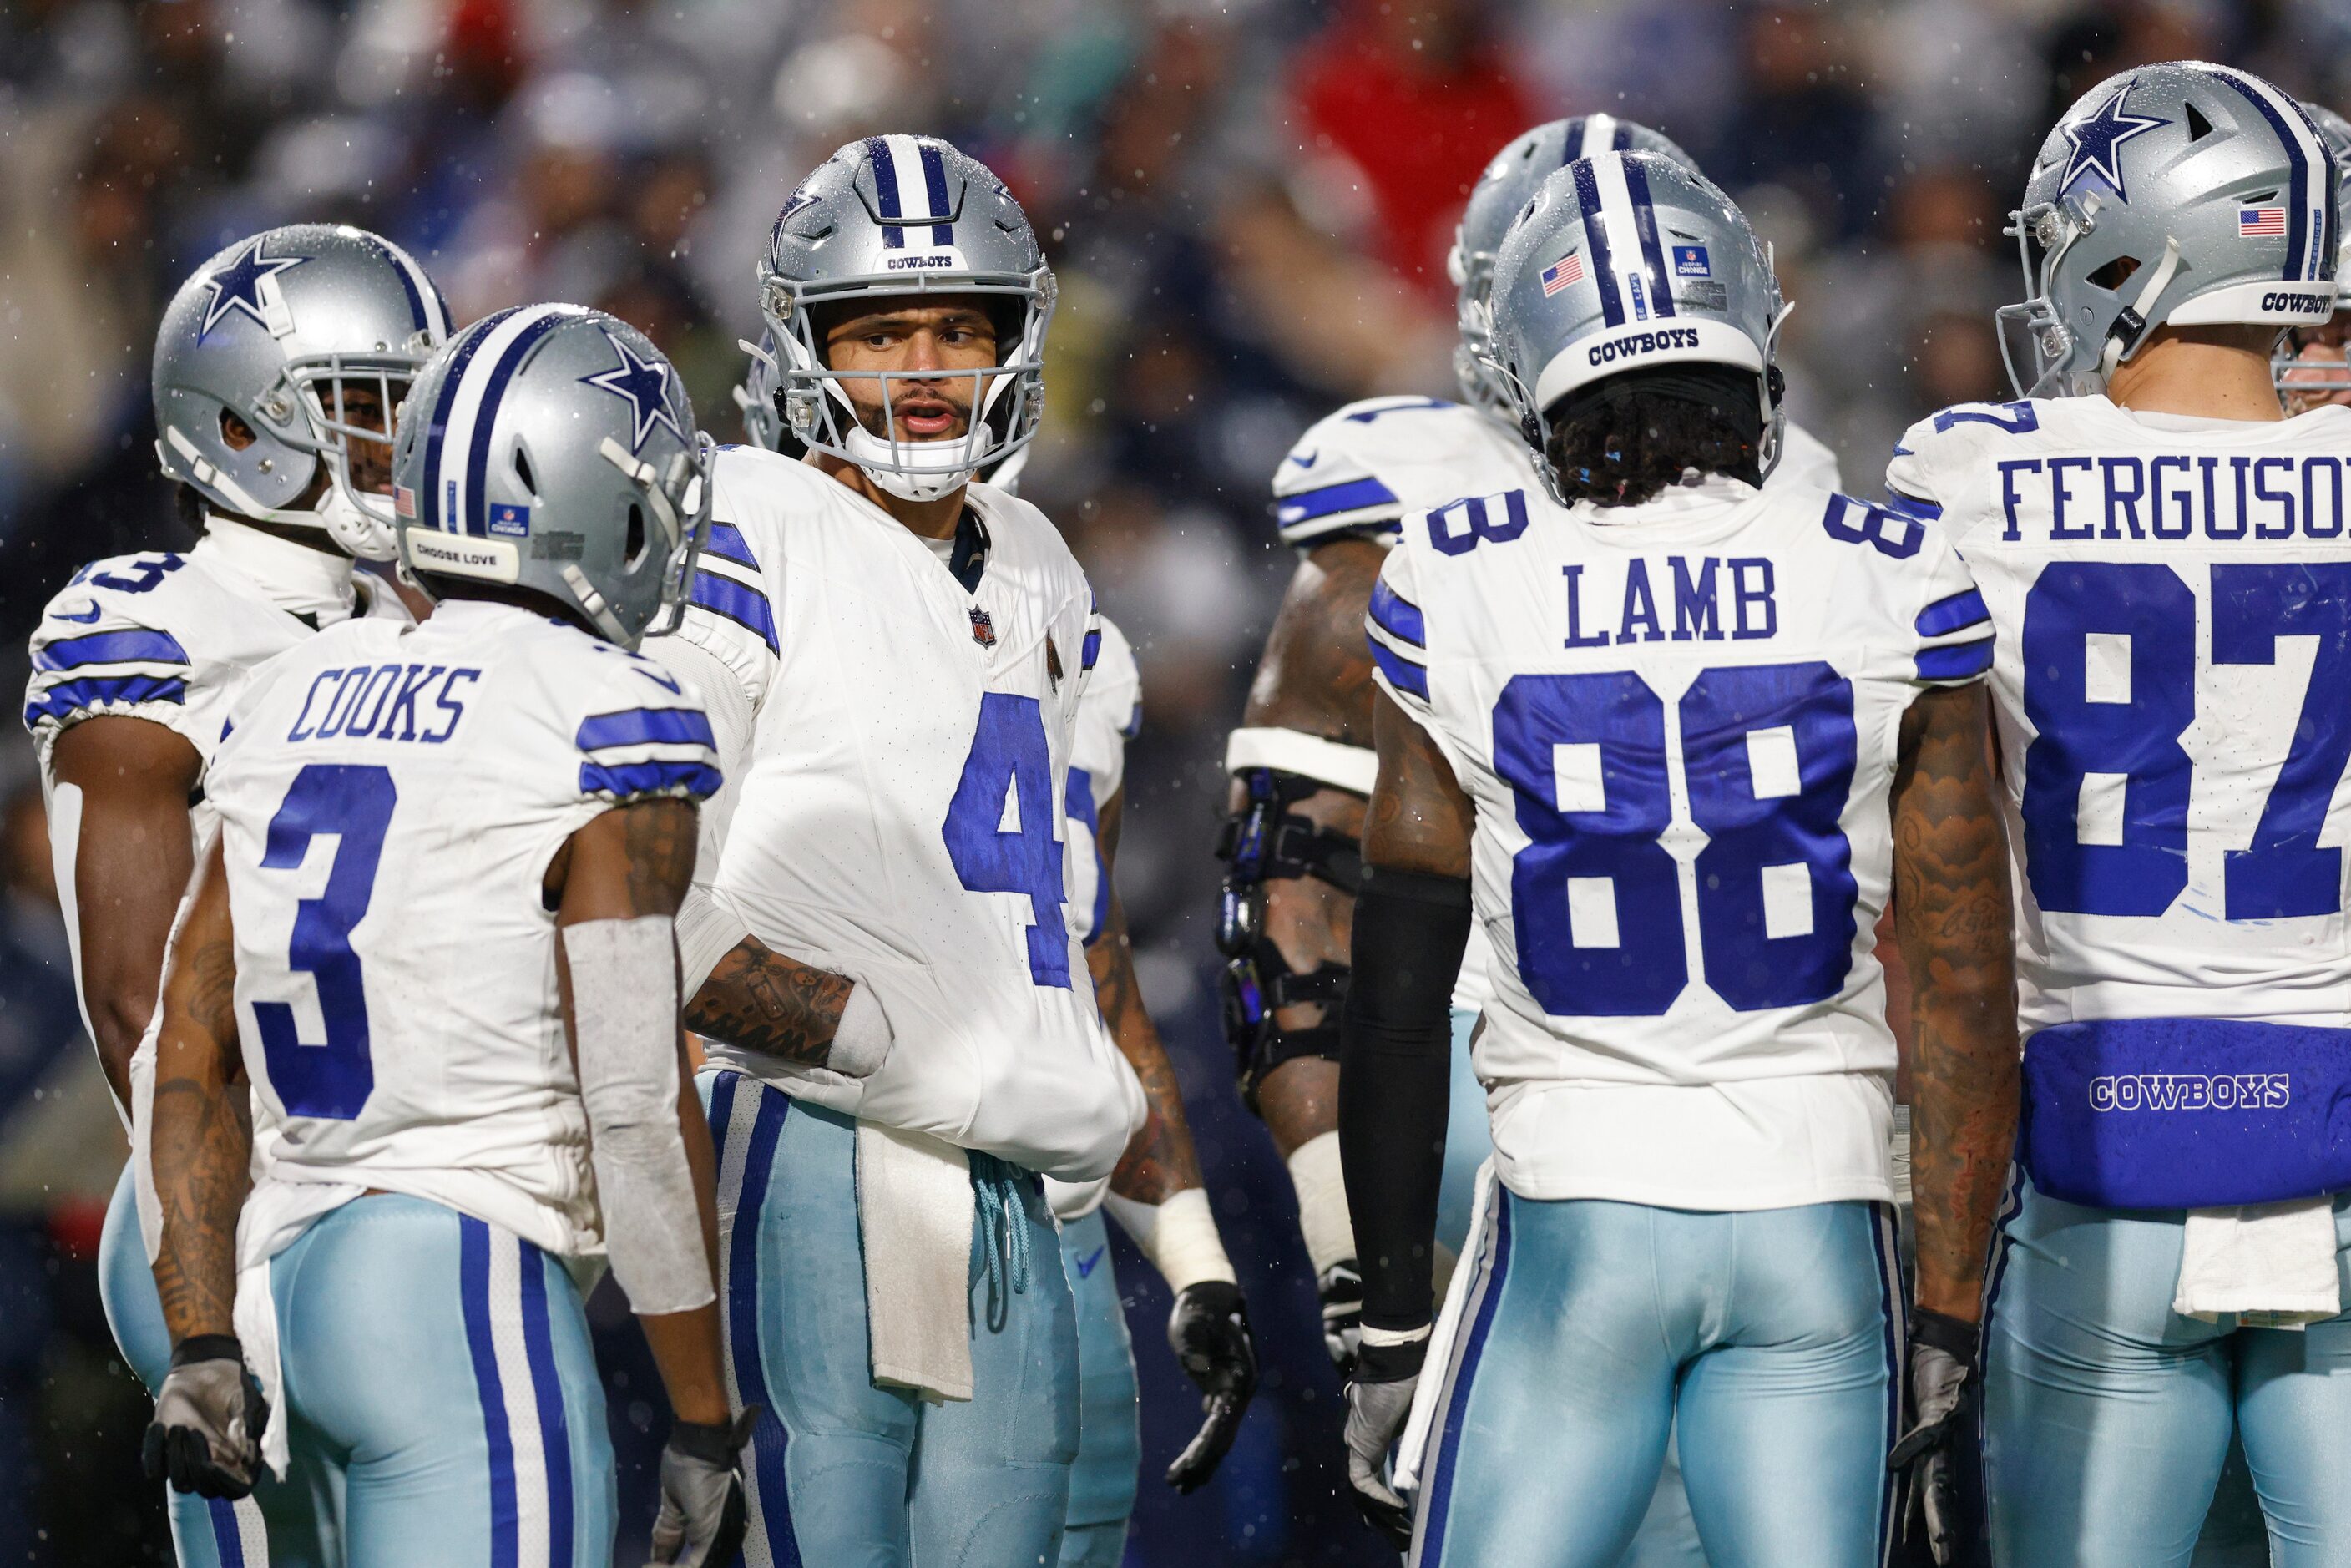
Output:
[1370, 473, 1987, 1209]
[652, 450, 1143, 1183]
[1065, 614, 1140, 948]
[1887, 396, 2351, 1034]
[1271, 396, 1843, 1013]
[205, 600, 719, 1260]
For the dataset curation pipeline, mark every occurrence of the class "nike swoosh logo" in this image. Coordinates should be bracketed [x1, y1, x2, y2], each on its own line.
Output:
[1074, 1246, 1105, 1279]
[631, 663, 683, 695]
[55, 604, 99, 624]
[1287, 449, 1319, 469]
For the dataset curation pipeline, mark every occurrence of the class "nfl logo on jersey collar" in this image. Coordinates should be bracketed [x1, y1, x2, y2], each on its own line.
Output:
[969, 606, 997, 647]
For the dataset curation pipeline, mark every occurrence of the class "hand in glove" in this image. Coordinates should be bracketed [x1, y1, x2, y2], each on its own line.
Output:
[648, 1409, 759, 1567]
[1342, 1336, 1424, 1546]
[142, 1336, 269, 1500]
[1317, 1258, 1364, 1376]
[1888, 1308, 1978, 1566]
[1164, 1280, 1259, 1491]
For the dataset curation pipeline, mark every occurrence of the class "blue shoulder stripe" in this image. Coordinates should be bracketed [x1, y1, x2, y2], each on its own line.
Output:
[1883, 489, 1944, 521]
[24, 673, 188, 728]
[576, 706, 716, 752]
[688, 570, 779, 655]
[1917, 637, 1995, 682]
[1368, 636, 1429, 700]
[1277, 476, 1400, 529]
[1915, 588, 1990, 640]
[579, 759, 723, 801]
[702, 522, 759, 571]
[33, 628, 190, 672]
[1368, 579, 1425, 647]
[1081, 627, 1101, 671]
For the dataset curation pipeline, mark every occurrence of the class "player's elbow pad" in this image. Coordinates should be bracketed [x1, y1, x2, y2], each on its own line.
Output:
[563, 916, 715, 1318]
[1342, 867, 1471, 1067]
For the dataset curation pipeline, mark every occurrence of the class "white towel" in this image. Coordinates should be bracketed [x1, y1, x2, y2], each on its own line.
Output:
[1394, 1158, 1496, 1496]
[233, 1177, 363, 1477]
[2173, 1196, 2341, 1328]
[857, 1120, 974, 1404]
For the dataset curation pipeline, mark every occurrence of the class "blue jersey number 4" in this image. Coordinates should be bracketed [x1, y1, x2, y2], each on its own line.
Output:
[252, 763, 395, 1120]
[943, 694, 1071, 987]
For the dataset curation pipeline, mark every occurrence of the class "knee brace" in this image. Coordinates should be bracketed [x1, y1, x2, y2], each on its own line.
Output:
[1215, 747, 1369, 1110]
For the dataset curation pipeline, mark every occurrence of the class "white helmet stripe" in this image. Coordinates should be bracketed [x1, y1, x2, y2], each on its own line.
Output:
[1588, 151, 1675, 324]
[435, 303, 574, 536]
[1575, 114, 1617, 161]
[2207, 64, 2334, 282]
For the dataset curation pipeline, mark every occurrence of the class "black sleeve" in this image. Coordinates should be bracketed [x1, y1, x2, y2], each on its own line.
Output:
[1338, 863, 1473, 1335]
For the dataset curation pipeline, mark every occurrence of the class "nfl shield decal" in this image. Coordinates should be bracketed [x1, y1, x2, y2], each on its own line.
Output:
[969, 606, 997, 648]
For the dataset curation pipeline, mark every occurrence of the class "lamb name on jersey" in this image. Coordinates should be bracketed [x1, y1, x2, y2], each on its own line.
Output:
[660, 448, 1144, 1181]
[1367, 474, 1990, 1209]
[1270, 393, 1844, 1014]
[205, 600, 720, 1260]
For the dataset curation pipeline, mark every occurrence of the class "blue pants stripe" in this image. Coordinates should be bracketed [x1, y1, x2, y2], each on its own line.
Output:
[714, 1070, 800, 1565]
[461, 1216, 522, 1568]
[1869, 1206, 1904, 1565]
[206, 1498, 244, 1567]
[1417, 1186, 1516, 1565]
[519, 1247, 575, 1568]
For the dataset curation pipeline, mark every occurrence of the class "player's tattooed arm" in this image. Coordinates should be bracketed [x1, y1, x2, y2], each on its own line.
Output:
[685, 940, 854, 1070]
[1090, 789, 1206, 1203]
[49, 716, 205, 1110]
[149, 838, 252, 1346]
[1363, 691, 1474, 879]
[1890, 683, 2020, 1322]
[1231, 539, 1384, 1154]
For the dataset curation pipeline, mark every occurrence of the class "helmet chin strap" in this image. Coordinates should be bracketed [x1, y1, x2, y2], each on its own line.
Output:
[160, 425, 392, 559]
[2097, 234, 2186, 384]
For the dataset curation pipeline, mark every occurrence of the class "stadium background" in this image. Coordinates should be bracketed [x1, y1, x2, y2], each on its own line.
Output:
[0, 0, 2342, 1560]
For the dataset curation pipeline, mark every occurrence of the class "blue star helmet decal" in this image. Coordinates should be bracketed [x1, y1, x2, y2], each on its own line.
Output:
[197, 236, 309, 339]
[2058, 80, 2170, 205]
[580, 330, 686, 453]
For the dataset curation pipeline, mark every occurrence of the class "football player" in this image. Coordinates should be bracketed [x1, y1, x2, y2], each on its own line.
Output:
[139, 306, 746, 1563]
[1337, 152, 2017, 1565]
[2277, 102, 2351, 414]
[1885, 63, 2351, 1565]
[645, 135, 1145, 1564]
[23, 222, 446, 1567]
[735, 339, 1261, 1565]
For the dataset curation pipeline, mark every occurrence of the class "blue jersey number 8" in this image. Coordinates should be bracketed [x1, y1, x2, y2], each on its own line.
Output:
[1493, 661, 1859, 1017]
[253, 763, 395, 1120]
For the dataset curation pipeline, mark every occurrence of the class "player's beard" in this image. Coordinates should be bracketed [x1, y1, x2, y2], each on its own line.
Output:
[850, 377, 978, 446]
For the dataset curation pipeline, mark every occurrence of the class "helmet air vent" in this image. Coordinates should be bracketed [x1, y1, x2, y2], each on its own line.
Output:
[2186, 102, 2216, 142]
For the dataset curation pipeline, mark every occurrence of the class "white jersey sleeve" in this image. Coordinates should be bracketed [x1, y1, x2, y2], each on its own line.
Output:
[27, 551, 233, 764]
[1065, 615, 1141, 947]
[1272, 397, 1534, 548]
[668, 448, 786, 713]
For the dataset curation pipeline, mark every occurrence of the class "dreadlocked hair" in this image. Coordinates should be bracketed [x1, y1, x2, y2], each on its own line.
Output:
[1542, 364, 1765, 508]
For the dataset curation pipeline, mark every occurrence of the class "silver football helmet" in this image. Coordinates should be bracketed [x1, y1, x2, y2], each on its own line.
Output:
[152, 223, 450, 560]
[1998, 62, 2341, 399]
[2274, 100, 2351, 405]
[756, 134, 1054, 503]
[391, 305, 711, 650]
[1449, 116, 1698, 413]
[1489, 151, 1788, 506]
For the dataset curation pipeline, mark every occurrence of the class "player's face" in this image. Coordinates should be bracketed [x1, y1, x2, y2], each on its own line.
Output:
[822, 299, 1000, 444]
[2281, 319, 2351, 413]
[335, 382, 399, 493]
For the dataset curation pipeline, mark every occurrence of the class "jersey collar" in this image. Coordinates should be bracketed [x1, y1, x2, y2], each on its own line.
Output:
[195, 516, 358, 626]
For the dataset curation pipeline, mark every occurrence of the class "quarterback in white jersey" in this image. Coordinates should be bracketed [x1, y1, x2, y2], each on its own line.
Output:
[1883, 63, 2351, 1565]
[139, 308, 746, 1564]
[1336, 153, 2016, 1567]
[23, 223, 445, 1568]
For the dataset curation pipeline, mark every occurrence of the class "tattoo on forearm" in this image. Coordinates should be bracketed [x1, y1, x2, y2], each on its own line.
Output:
[1893, 687, 2020, 1314]
[1090, 898, 1205, 1204]
[150, 927, 250, 1343]
[686, 940, 853, 1068]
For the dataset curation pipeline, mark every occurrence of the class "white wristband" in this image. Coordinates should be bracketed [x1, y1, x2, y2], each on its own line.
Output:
[1287, 1130, 1356, 1277]
[675, 884, 752, 997]
[1359, 1322, 1431, 1348]
[1103, 1186, 1236, 1292]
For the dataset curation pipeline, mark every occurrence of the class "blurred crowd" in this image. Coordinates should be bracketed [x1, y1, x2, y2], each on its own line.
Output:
[0, 0, 2347, 1560]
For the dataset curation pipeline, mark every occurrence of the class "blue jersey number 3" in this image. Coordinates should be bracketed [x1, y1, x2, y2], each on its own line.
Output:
[943, 694, 1071, 987]
[253, 764, 395, 1120]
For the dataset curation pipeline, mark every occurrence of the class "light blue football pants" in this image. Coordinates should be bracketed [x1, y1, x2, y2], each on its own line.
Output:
[1435, 1014, 1705, 1568]
[700, 1070, 1079, 1568]
[1408, 1192, 1900, 1568]
[1983, 1173, 2351, 1567]
[101, 1161, 272, 1566]
[1055, 1211, 1140, 1568]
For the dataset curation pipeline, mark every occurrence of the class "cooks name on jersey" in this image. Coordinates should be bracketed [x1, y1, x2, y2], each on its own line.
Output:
[1995, 453, 2351, 544]
[285, 662, 482, 744]
[1563, 554, 1780, 646]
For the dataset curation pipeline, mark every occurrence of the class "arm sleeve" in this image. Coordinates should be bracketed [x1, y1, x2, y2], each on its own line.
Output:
[1339, 865, 1473, 1334]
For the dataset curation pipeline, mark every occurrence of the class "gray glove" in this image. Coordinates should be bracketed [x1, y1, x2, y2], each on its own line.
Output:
[647, 1409, 758, 1567]
[1888, 1308, 1979, 1566]
[1318, 1258, 1364, 1375]
[142, 1336, 268, 1500]
[1342, 1338, 1423, 1546]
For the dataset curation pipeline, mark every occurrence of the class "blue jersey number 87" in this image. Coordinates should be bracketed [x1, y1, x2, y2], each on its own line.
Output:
[1494, 661, 1860, 1016]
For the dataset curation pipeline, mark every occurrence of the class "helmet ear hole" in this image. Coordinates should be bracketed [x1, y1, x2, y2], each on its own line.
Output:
[2090, 255, 2141, 292]
[625, 502, 648, 568]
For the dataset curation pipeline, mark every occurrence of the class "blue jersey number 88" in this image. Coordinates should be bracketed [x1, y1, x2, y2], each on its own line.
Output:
[1493, 661, 1860, 1017]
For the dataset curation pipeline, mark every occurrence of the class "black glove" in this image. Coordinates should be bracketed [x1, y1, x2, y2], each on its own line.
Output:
[647, 1408, 758, 1567]
[1342, 1336, 1423, 1545]
[1317, 1258, 1364, 1376]
[1888, 1308, 1978, 1566]
[1164, 1280, 1259, 1492]
[142, 1335, 269, 1500]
